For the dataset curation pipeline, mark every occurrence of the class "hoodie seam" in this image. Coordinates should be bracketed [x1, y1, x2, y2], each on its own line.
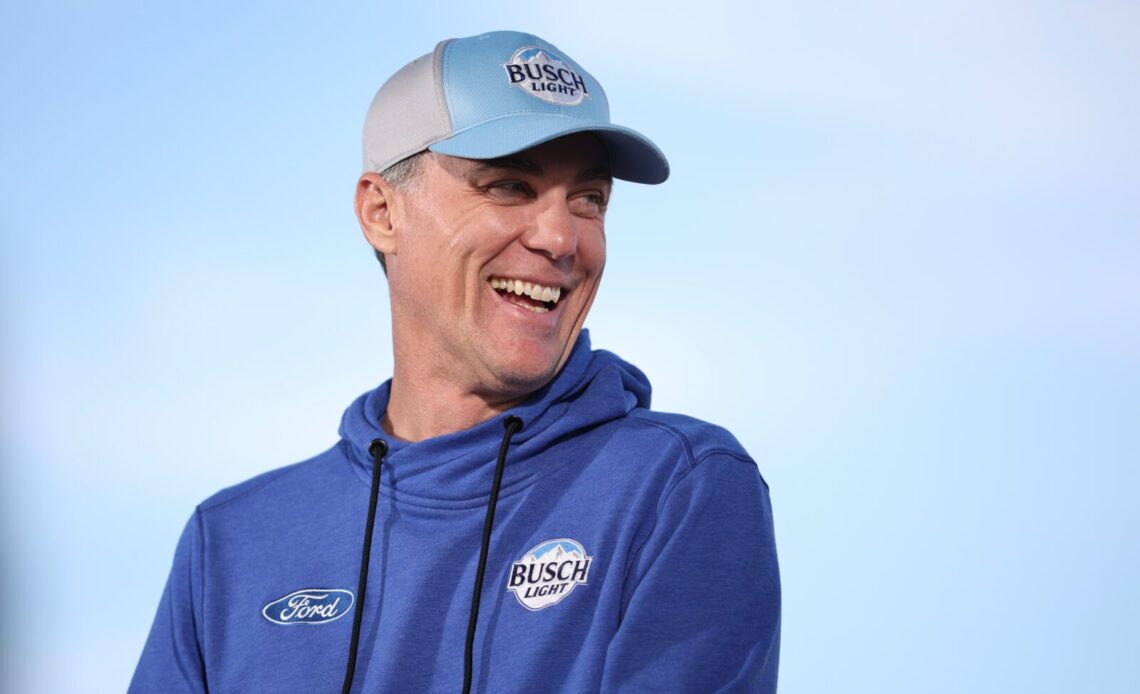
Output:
[628, 416, 769, 491]
[613, 418, 695, 619]
[197, 465, 309, 515]
[194, 506, 207, 679]
[616, 435, 759, 622]
[649, 450, 760, 556]
[623, 418, 697, 473]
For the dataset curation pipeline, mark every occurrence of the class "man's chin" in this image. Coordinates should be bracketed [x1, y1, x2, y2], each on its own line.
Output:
[477, 331, 580, 402]
[490, 363, 559, 396]
[480, 354, 566, 403]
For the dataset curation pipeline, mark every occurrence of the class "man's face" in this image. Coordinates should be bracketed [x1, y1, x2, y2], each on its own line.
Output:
[383, 133, 611, 404]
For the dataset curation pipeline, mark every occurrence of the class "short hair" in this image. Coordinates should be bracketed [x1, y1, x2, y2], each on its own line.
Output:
[372, 152, 426, 275]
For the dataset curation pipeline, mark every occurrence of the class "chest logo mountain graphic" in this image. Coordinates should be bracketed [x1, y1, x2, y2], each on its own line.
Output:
[262, 588, 354, 625]
[507, 538, 593, 610]
[502, 47, 589, 106]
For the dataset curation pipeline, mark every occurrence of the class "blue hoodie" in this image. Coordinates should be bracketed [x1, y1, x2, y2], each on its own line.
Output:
[130, 331, 780, 692]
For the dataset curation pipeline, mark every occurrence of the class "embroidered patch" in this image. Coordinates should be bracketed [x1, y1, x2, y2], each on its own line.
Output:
[502, 47, 589, 106]
[507, 538, 592, 610]
[262, 588, 354, 625]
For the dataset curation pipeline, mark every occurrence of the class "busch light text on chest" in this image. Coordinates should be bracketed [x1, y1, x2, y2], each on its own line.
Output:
[509, 556, 591, 597]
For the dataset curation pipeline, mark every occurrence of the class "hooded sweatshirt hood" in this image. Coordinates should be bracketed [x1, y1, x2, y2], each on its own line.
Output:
[337, 330, 652, 507]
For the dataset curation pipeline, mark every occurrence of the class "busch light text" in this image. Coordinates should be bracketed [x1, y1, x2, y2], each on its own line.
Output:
[507, 539, 593, 610]
[502, 48, 589, 106]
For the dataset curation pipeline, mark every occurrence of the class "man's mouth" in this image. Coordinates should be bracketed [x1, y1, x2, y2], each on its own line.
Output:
[489, 277, 563, 314]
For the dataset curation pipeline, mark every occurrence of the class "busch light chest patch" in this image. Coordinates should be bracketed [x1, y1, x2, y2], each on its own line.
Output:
[502, 47, 589, 106]
[507, 538, 592, 610]
[262, 588, 354, 625]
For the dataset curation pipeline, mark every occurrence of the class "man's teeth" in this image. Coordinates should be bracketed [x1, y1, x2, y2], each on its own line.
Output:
[489, 278, 562, 304]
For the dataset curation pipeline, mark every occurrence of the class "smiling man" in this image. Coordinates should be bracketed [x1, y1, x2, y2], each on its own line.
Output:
[359, 134, 612, 439]
[131, 31, 780, 693]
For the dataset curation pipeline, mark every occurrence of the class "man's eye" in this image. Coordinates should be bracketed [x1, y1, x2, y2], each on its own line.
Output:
[569, 192, 607, 218]
[487, 181, 532, 198]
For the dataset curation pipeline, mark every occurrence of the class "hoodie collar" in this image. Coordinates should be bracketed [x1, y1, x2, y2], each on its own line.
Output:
[337, 330, 651, 507]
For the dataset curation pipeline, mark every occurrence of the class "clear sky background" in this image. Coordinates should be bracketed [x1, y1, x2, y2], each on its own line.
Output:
[2, 1, 1137, 692]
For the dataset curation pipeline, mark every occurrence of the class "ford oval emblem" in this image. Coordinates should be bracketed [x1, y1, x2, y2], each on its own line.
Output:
[262, 588, 355, 625]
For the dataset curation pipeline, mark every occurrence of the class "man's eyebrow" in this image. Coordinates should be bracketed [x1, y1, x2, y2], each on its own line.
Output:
[469, 158, 613, 184]
[576, 166, 613, 184]
[471, 157, 543, 176]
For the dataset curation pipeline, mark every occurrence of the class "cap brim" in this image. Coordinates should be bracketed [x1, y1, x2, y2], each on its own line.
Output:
[428, 115, 669, 185]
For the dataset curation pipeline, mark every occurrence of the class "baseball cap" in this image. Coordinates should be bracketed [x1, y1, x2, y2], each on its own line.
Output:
[362, 30, 669, 184]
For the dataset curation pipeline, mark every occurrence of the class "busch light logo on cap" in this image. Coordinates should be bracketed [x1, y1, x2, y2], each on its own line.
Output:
[262, 588, 354, 625]
[502, 47, 589, 106]
[507, 538, 592, 610]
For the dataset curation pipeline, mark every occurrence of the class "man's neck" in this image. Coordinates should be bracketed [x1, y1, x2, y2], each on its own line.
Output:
[382, 370, 524, 442]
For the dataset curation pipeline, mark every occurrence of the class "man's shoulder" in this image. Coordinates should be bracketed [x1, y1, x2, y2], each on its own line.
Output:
[604, 409, 772, 516]
[617, 408, 756, 472]
[624, 409, 750, 458]
[196, 443, 349, 516]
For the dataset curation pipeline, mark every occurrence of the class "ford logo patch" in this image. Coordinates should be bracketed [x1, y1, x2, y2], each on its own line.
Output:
[262, 588, 354, 625]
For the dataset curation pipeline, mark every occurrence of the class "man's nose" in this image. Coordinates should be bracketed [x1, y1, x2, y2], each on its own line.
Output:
[522, 197, 577, 260]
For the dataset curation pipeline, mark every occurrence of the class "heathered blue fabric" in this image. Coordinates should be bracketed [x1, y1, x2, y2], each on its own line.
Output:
[129, 331, 781, 692]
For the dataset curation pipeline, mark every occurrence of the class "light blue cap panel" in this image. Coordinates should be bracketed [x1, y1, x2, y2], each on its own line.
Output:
[440, 31, 610, 130]
[429, 31, 668, 184]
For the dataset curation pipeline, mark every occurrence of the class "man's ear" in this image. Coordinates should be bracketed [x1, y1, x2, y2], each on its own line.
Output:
[355, 172, 400, 256]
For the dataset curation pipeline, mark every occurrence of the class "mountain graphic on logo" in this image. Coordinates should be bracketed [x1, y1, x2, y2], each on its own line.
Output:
[519, 50, 558, 69]
[534, 542, 584, 562]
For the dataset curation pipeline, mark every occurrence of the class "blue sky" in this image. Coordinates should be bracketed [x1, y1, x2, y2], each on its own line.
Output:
[2, 1, 1137, 692]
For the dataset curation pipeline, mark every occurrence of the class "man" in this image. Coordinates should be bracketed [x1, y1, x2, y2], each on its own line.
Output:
[131, 30, 780, 693]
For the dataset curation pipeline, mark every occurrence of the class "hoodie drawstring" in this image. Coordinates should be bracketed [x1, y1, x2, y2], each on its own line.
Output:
[463, 415, 524, 694]
[341, 438, 387, 694]
[339, 416, 523, 694]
